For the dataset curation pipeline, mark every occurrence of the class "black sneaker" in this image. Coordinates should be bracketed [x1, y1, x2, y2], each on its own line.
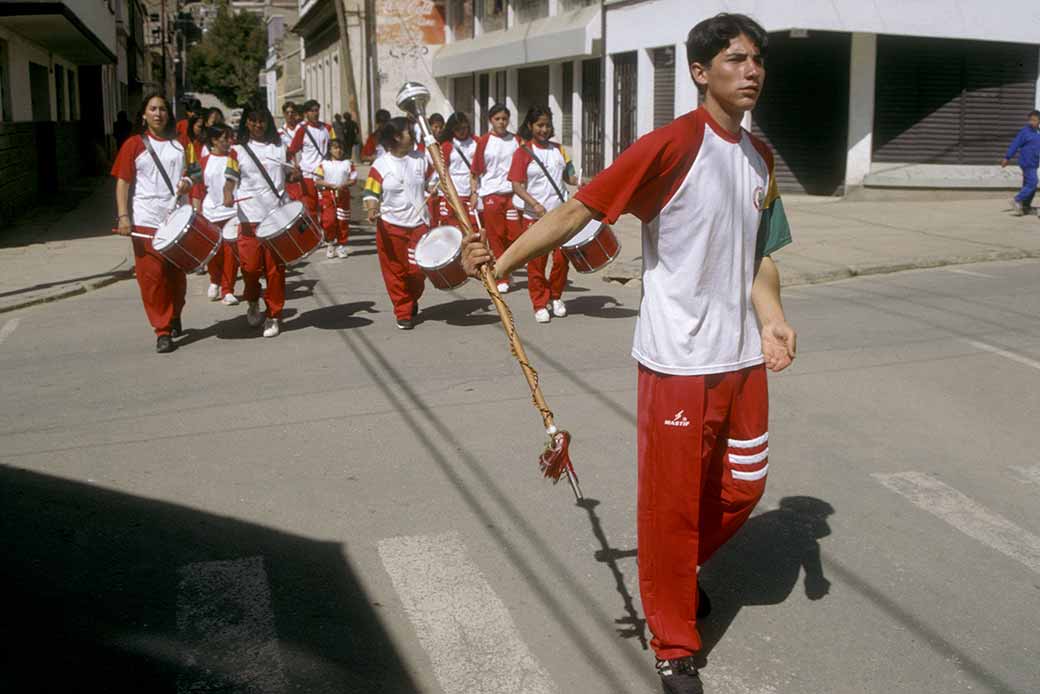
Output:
[697, 586, 712, 620]
[657, 656, 703, 694]
[396, 318, 414, 330]
[156, 334, 175, 353]
[170, 317, 182, 337]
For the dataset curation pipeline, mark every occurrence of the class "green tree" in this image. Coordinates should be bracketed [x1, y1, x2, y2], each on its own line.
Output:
[186, 2, 266, 107]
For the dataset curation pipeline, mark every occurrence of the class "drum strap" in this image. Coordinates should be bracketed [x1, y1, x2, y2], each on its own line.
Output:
[241, 141, 283, 201]
[143, 135, 178, 198]
[519, 143, 567, 204]
[303, 123, 328, 157]
[455, 142, 473, 172]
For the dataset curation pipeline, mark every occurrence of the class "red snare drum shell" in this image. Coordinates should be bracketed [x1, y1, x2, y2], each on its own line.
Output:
[154, 207, 221, 272]
[415, 225, 469, 290]
[561, 221, 620, 273]
[425, 258, 469, 290]
[257, 202, 324, 265]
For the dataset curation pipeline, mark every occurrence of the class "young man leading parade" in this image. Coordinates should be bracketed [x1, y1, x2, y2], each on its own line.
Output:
[462, 13, 797, 694]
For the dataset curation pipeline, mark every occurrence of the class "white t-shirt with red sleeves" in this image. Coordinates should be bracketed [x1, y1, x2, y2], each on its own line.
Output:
[363, 151, 437, 228]
[227, 142, 287, 224]
[472, 132, 520, 197]
[193, 154, 237, 223]
[441, 137, 477, 198]
[288, 121, 335, 179]
[279, 123, 299, 150]
[110, 133, 187, 228]
[509, 141, 572, 219]
[575, 108, 793, 376]
[316, 159, 358, 188]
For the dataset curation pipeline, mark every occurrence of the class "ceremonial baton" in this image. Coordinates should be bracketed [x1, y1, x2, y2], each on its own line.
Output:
[396, 81, 583, 501]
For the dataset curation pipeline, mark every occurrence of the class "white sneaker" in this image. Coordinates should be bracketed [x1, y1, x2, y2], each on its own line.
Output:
[551, 299, 567, 317]
[335, 245, 349, 258]
[246, 301, 265, 327]
[326, 244, 336, 258]
[534, 308, 551, 323]
[496, 281, 510, 293]
[207, 283, 220, 300]
[263, 317, 280, 338]
[222, 293, 239, 306]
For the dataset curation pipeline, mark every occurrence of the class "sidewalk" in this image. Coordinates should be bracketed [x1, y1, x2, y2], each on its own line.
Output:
[2, 178, 1039, 314]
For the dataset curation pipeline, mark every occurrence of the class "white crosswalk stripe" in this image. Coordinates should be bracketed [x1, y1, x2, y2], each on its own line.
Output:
[874, 471, 1040, 575]
[378, 532, 559, 694]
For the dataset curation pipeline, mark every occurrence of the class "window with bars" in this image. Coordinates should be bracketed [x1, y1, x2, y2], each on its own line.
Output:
[561, 62, 573, 145]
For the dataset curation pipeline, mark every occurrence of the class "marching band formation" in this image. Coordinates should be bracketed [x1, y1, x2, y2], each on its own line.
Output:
[111, 90, 588, 351]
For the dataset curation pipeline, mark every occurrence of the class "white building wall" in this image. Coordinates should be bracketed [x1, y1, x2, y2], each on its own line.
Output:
[571, 60, 583, 176]
[673, 41, 696, 117]
[636, 47, 652, 137]
[845, 32, 876, 189]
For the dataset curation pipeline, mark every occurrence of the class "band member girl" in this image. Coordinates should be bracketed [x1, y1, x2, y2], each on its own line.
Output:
[316, 138, 358, 259]
[471, 103, 521, 293]
[287, 99, 335, 223]
[361, 108, 391, 163]
[437, 111, 479, 230]
[363, 117, 438, 330]
[111, 92, 194, 354]
[191, 123, 239, 305]
[227, 105, 289, 339]
[509, 106, 577, 323]
[279, 101, 303, 201]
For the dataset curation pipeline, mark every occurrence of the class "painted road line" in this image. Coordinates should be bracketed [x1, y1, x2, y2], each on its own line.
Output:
[378, 532, 558, 694]
[945, 267, 996, 279]
[962, 339, 1040, 372]
[0, 318, 19, 345]
[176, 556, 287, 693]
[1009, 464, 1040, 486]
[874, 472, 1040, 575]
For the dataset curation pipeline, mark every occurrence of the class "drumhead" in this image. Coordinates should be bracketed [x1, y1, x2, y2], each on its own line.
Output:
[152, 205, 194, 251]
[222, 217, 240, 241]
[257, 201, 304, 239]
[415, 225, 463, 269]
[562, 219, 602, 249]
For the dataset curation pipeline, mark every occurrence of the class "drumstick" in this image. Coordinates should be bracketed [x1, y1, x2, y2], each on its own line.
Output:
[111, 228, 153, 239]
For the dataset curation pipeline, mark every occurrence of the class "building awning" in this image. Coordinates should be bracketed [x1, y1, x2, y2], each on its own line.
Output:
[433, 5, 600, 78]
[0, 3, 115, 64]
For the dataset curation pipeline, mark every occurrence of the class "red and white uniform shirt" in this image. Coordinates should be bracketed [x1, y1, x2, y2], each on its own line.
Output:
[363, 151, 437, 228]
[315, 159, 358, 190]
[226, 142, 287, 224]
[509, 141, 573, 220]
[440, 137, 477, 198]
[575, 108, 792, 376]
[194, 154, 237, 223]
[279, 123, 299, 150]
[472, 132, 521, 197]
[288, 121, 335, 180]
[111, 133, 188, 228]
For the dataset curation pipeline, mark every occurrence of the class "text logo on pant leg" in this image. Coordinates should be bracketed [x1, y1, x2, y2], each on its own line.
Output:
[664, 410, 690, 427]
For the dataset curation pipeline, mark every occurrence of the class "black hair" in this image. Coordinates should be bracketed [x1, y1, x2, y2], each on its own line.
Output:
[204, 123, 234, 147]
[281, 100, 297, 114]
[301, 99, 320, 112]
[135, 92, 178, 138]
[429, 113, 445, 126]
[205, 107, 224, 125]
[375, 108, 391, 125]
[183, 97, 202, 112]
[187, 114, 205, 140]
[1030, 110, 1040, 119]
[238, 104, 281, 145]
[518, 105, 553, 141]
[379, 116, 412, 150]
[440, 111, 471, 143]
[685, 13, 768, 93]
[326, 138, 347, 160]
[488, 103, 510, 120]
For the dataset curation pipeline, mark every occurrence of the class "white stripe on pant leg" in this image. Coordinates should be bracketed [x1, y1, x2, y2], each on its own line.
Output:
[729, 448, 768, 465]
[732, 465, 768, 481]
[175, 556, 287, 693]
[874, 472, 1040, 575]
[727, 432, 768, 449]
[378, 532, 558, 694]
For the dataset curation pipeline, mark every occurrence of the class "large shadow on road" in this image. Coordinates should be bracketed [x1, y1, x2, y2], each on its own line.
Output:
[0, 464, 417, 693]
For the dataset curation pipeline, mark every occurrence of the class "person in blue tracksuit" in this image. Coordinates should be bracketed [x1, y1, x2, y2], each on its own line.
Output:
[1001, 110, 1040, 216]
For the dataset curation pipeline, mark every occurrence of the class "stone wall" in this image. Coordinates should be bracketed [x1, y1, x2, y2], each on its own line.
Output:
[0, 121, 87, 227]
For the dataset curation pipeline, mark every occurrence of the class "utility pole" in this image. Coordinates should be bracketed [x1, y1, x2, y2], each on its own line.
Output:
[160, 0, 168, 92]
[333, 0, 359, 118]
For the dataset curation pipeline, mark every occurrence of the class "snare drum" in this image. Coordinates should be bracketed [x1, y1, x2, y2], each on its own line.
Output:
[221, 217, 240, 264]
[152, 205, 222, 273]
[560, 220, 621, 273]
[414, 225, 468, 290]
[256, 201, 323, 265]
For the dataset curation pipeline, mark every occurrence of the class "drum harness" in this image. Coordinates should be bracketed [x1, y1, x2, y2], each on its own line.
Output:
[240, 141, 284, 204]
[143, 135, 180, 200]
[518, 142, 568, 206]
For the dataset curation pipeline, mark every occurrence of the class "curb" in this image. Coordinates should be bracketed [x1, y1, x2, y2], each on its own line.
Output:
[0, 257, 135, 315]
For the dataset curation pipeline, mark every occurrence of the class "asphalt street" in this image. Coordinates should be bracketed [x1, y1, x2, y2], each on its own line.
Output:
[1, 224, 1038, 693]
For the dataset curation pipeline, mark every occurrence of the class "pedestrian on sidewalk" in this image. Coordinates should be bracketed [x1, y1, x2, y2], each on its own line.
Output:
[341, 111, 360, 159]
[508, 105, 576, 324]
[316, 138, 358, 259]
[1001, 110, 1040, 216]
[462, 13, 796, 694]
[363, 117, 437, 330]
[191, 123, 239, 305]
[112, 92, 194, 354]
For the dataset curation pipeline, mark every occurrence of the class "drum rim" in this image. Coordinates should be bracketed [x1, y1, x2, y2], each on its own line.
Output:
[256, 202, 305, 239]
[562, 220, 612, 250]
[152, 205, 195, 250]
[415, 226, 464, 273]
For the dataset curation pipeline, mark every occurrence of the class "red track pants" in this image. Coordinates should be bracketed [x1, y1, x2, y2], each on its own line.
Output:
[205, 218, 238, 296]
[131, 227, 186, 336]
[376, 220, 426, 320]
[237, 223, 286, 318]
[522, 217, 569, 310]
[480, 194, 522, 280]
[300, 178, 320, 224]
[637, 363, 769, 660]
[438, 197, 479, 231]
[320, 189, 350, 245]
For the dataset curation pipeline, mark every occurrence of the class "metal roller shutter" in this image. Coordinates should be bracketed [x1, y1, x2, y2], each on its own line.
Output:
[751, 31, 851, 195]
[874, 37, 1039, 165]
[613, 52, 638, 157]
[653, 46, 675, 128]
